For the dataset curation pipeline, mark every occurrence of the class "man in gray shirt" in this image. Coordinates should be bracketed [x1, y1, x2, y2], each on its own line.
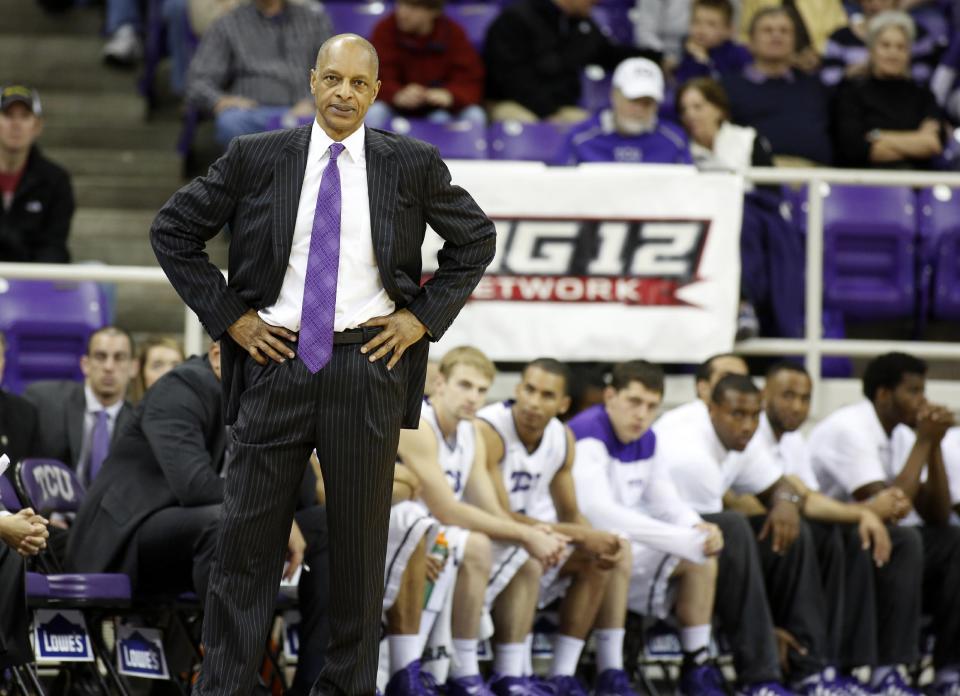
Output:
[186, 0, 333, 147]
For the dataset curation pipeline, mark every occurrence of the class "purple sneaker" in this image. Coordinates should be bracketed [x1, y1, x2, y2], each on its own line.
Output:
[929, 682, 960, 696]
[594, 669, 640, 696]
[737, 682, 797, 696]
[544, 675, 589, 696]
[447, 675, 495, 696]
[797, 677, 855, 696]
[490, 674, 540, 696]
[874, 671, 922, 696]
[833, 676, 875, 696]
[679, 664, 726, 696]
[386, 660, 442, 696]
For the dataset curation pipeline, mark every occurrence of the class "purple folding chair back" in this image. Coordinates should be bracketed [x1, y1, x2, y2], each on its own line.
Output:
[0, 279, 108, 394]
[822, 185, 917, 321]
[391, 117, 487, 159]
[323, 1, 392, 38]
[445, 4, 499, 50]
[579, 68, 612, 111]
[590, 6, 633, 45]
[0, 474, 21, 512]
[917, 186, 960, 319]
[17, 459, 85, 517]
[488, 120, 572, 162]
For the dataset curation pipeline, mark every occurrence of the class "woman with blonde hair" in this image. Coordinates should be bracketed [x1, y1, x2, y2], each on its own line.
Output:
[129, 336, 185, 402]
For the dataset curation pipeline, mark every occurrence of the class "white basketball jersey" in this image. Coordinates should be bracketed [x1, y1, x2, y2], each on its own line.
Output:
[421, 399, 475, 501]
[478, 400, 567, 520]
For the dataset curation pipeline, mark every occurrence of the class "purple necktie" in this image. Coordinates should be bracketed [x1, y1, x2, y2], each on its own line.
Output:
[299, 142, 345, 373]
[88, 409, 110, 484]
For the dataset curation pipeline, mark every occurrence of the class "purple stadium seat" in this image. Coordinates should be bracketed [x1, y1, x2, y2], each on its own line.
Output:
[322, 1, 392, 38]
[590, 6, 633, 46]
[445, 4, 499, 50]
[16, 458, 85, 516]
[389, 117, 487, 159]
[917, 186, 960, 320]
[0, 474, 21, 512]
[488, 121, 572, 162]
[580, 67, 612, 111]
[26, 572, 51, 598]
[821, 185, 917, 321]
[0, 279, 108, 394]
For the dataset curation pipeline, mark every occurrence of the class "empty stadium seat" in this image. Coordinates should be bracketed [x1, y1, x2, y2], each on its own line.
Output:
[389, 117, 488, 159]
[0, 279, 109, 394]
[446, 3, 499, 50]
[821, 185, 917, 321]
[322, 1, 392, 38]
[488, 120, 571, 162]
[580, 66, 612, 112]
[918, 186, 960, 320]
[590, 5, 633, 46]
[0, 473, 20, 511]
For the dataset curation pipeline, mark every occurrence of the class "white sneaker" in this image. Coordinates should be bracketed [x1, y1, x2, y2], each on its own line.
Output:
[103, 24, 142, 66]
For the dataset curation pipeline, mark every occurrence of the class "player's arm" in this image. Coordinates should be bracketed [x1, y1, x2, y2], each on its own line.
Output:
[310, 451, 325, 505]
[756, 475, 803, 554]
[722, 490, 767, 516]
[392, 463, 421, 505]
[476, 418, 529, 523]
[912, 405, 955, 526]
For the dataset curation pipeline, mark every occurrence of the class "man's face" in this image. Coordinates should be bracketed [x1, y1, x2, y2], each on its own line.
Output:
[0, 102, 42, 154]
[709, 390, 761, 451]
[871, 26, 911, 78]
[750, 14, 796, 62]
[604, 381, 662, 444]
[689, 6, 730, 49]
[80, 332, 134, 402]
[884, 373, 926, 428]
[765, 371, 812, 434]
[696, 355, 749, 402]
[514, 366, 571, 434]
[310, 39, 380, 140]
[435, 364, 492, 422]
[611, 90, 659, 134]
[395, 2, 440, 36]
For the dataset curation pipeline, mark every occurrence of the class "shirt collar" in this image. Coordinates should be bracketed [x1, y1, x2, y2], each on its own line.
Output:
[860, 399, 891, 444]
[744, 64, 796, 84]
[84, 383, 124, 419]
[310, 119, 366, 165]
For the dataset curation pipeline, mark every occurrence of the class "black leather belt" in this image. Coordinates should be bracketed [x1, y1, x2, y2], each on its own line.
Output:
[332, 326, 382, 345]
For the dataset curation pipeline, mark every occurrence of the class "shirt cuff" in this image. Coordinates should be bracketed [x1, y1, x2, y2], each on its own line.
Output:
[0, 510, 12, 518]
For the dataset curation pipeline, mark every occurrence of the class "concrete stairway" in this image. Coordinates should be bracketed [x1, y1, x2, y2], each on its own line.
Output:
[0, 0, 228, 336]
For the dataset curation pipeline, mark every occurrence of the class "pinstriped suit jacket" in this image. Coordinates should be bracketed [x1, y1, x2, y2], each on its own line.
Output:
[150, 125, 496, 427]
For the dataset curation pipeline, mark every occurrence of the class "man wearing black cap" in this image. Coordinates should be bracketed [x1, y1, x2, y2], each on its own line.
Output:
[0, 85, 74, 263]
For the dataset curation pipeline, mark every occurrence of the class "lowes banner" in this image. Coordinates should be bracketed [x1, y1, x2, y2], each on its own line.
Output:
[429, 162, 744, 362]
[33, 609, 94, 663]
[116, 625, 170, 680]
[282, 611, 300, 664]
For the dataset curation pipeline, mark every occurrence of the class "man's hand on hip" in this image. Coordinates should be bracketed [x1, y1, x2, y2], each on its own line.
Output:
[360, 309, 427, 370]
[228, 309, 297, 365]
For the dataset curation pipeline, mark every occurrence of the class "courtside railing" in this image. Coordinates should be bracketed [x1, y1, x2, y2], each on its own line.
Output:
[2, 167, 960, 409]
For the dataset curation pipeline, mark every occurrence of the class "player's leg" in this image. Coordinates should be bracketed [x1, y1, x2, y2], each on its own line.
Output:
[445, 532, 493, 692]
[592, 543, 639, 696]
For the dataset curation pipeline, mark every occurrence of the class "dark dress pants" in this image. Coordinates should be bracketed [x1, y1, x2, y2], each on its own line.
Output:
[0, 543, 32, 670]
[195, 347, 405, 696]
[919, 525, 960, 669]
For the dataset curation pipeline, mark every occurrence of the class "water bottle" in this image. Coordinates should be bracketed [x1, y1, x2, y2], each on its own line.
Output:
[423, 530, 449, 606]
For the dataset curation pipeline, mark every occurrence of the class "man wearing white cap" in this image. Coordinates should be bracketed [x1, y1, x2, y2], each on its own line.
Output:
[555, 58, 692, 164]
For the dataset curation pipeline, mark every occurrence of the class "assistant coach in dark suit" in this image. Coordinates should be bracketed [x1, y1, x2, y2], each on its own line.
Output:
[150, 34, 496, 696]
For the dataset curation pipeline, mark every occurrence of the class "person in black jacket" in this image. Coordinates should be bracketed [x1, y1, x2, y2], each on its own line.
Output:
[65, 342, 331, 695]
[484, 0, 661, 123]
[0, 85, 74, 263]
[0, 332, 39, 466]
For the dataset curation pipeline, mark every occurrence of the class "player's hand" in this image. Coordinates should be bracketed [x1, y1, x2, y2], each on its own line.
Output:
[425, 550, 446, 583]
[857, 509, 891, 567]
[360, 309, 428, 370]
[774, 627, 807, 671]
[868, 486, 911, 522]
[758, 498, 800, 554]
[579, 529, 623, 569]
[917, 403, 954, 444]
[228, 310, 297, 365]
[522, 528, 569, 568]
[0, 508, 49, 557]
[284, 520, 306, 581]
[694, 522, 724, 556]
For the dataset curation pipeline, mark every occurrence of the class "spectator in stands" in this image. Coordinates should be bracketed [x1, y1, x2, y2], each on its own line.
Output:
[66, 342, 331, 695]
[931, 36, 960, 123]
[677, 78, 804, 339]
[0, 86, 73, 264]
[129, 336, 185, 403]
[632, 0, 697, 68]
[722, 8, 834, 165]
[483, 0, 660, 124]
[822, 0, 943, 86]
[185, 0, 332, 147]
[833, 11, 945, 169]
[0, 332, 39, 466]
[367, 0, 485, 130]
[675, 0, 753, 84]
[556, 58, 693, 164]
[24, 326, 136, 485]
[102, 0, 144, 66]
[162, 0, 241, 95]
[738, 0, 847, 71]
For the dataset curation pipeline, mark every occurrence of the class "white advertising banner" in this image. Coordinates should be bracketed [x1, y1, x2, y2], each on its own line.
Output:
[426, 162, 744, 363]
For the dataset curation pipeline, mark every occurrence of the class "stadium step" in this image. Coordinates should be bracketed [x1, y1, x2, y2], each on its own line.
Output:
[40, 121, 181, 150]
[40, 91, 148, 126]
[0, 0, 102, 35]
[46, 147, 182, 179]
[74, 175, 185, 209]
[0, 35, 139, 93]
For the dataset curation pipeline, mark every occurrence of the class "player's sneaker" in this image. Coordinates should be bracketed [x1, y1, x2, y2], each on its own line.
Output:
[490, 674, 540, 696]
[447, 675, 495, 696]
[925, 679, 960, 696]
[736, 682, 797, 696]
[831, 675, 875, 696]
[796, 677, 854, 696]
[873, 671, 921, 696]
[385, 660, 442, 696]
[543, 675, 589, 696]
[678, 663, 727, 696]
[594, 669, 640, 696]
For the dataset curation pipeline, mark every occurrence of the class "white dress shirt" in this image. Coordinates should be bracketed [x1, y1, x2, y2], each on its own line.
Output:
[259, 121, 395, 332]
[743, 413, 820, 491]
[76, 384, 125, 481]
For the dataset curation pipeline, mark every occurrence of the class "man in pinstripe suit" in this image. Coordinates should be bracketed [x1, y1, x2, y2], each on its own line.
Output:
[151, 33, 496, 696]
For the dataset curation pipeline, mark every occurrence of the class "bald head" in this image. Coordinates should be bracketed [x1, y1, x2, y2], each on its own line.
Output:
[315, 34, 379, 79]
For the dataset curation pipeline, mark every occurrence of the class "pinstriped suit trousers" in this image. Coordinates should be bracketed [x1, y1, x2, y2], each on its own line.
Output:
[195, 343, 405, 696]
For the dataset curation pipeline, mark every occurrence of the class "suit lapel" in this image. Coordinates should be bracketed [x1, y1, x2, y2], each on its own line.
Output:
[67, 383, 85, 467]
[365, 128, 398, 284]
[273, 125, 312, 268]
[112, 404, 133, 445]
